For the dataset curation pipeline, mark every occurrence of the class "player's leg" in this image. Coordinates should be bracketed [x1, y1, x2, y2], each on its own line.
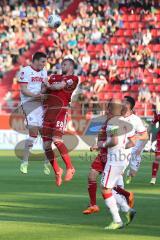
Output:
[53, 136, 75, 181]
[83, 168, 100, 214]
[112, 189, 136, 226]
[126, 151, 142, 184]
[52, 109, 75, 181]
[43, 139, 63, 186]
[41, 122, 63, 186]
[114, 175, 134, 208]
[20, 126, 38, 174]
[83, 153, 106, 214]
[101, 165, 124, 230]
[150, 152, 160, 185]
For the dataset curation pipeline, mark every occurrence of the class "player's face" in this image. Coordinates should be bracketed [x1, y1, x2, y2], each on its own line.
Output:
[122, 98, 130, 111]
[36, 57, 47, 70]
[61, 60, 72, 74]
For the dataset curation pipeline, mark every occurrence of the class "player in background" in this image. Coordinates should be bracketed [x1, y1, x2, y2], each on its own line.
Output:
[83, 102, 134, 215]
[150, 112, 160, 184]
[122, 96, 149, 184]
[42, 58, 78, 186]
[100, 99, 136, 230]
[18, 52, 49, 174]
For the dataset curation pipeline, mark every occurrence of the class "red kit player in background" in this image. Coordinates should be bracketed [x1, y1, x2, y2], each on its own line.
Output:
[42, 58, 78, 186]
[150, 112, 160, 185]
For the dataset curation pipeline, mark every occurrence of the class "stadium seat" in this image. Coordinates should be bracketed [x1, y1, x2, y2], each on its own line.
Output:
[153, 78, 160, 84]
[112, 85, 121, 92]
[156, 85, 160, 92]
[131, 85, 139, 91]
[104, 84, 113, 91]
[104, 92, 113, 99]
[122, 15, 128, 21]
[128, 14, 137, 22]
[148, 85, 156, 92]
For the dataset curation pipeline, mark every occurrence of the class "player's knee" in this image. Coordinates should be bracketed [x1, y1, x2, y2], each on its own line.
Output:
[53, 137, 63, 145]
[25, 136, 36, 148]
[88, 169, 99, 181]
[43, 141, 52, 150]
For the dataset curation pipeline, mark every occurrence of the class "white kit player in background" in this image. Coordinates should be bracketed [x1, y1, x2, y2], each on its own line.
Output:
[99, 99, 136, 230]
[122, 96, 149, 184]
[18, 51, 50, 175]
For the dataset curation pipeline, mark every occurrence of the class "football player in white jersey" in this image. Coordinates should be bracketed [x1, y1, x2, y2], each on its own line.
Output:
[100, 99, 136, 230]
[18, 51, 49, 174]
[122, 96, 149, 184]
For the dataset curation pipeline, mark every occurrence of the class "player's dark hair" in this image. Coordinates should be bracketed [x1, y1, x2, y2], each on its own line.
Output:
[124, 96, 135, 110]
[63, 58, 75, 68]
[32, 52, 47, 62]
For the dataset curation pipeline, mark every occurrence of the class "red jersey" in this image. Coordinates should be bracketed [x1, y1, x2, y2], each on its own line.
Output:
[98, 120, 108, 155]
[45, 74, 78, 108]
[152, 113, 160, 125]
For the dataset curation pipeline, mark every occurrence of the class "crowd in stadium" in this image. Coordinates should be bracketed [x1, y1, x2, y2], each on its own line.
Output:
[1, 0, 160, 114]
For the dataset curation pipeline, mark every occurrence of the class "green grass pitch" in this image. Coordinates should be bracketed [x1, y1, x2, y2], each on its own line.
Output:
[0, 150, 160, 240]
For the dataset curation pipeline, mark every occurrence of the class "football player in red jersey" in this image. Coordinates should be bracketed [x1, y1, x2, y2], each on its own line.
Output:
[41, 58, 78, 186]
[150, 112, 160, 184]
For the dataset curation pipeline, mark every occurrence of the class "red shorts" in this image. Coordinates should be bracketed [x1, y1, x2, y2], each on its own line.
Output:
[91, 151, 107, 173]
[42, 108, 67, 141]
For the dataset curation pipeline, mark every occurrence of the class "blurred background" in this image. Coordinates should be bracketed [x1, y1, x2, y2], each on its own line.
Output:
[0, 0, 160, 149]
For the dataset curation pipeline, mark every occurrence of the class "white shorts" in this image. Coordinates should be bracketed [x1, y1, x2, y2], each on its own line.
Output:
[22, 104, 43, 128]
[101, 164, 126, 189]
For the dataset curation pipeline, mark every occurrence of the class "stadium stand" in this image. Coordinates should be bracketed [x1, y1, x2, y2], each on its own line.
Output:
[1, 0, 160, 117]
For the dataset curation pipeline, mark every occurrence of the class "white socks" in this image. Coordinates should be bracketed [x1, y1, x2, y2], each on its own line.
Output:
[22, 136, 36, 163]
[104, 195, 122, 223]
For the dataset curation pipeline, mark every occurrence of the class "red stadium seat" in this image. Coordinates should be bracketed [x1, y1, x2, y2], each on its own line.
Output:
[122, 14, 128, 21]
[153, 78, 160, 84]
[104, 84, 113, 91]
[117, 60, 125, 68]
[95, 44, 103, 52]
[131, 85, 139, 91]
[123, 22, 130, 29]
[145, 77, 153, 84]
[155, 85, 160, 92]
[128, 14, 137, 22]
[113, 92, 122, 99]
[112, 85, 121, 92]
[104, 92, 113, 100]
[148, 85, 156, 92]
[115, 29, 124, 36]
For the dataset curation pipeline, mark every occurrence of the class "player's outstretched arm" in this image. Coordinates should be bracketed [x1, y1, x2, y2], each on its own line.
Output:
[48, 81, 66, 90]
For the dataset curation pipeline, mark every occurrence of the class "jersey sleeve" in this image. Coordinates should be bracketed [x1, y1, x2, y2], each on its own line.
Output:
[135, 117, 146, 133]
[18, 68, 29, 84]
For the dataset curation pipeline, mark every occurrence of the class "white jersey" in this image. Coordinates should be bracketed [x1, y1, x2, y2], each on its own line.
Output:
[107, 116, 135, 166]
[124, 114, 147, 152]
[18, 65, 47, 104]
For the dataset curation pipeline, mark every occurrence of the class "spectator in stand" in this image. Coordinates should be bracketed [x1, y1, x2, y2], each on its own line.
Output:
[142, 28, 152, 46]
[93, 75, 107, 93]
[138, 83, 151, 102]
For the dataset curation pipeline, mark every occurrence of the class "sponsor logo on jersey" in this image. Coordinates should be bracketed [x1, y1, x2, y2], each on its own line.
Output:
[31, 77, 44, 82]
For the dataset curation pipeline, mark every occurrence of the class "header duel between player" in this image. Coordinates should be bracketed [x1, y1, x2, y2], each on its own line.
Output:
[19, 49, 78, 187]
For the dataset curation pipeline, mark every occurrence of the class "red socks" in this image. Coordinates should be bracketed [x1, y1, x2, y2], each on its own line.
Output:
[152, 161, 159, 178]
[88, 180, 97, 206]
[45, 148, 60, 173]
[114, 186, 130, 198]
[54, 141, 73, 169]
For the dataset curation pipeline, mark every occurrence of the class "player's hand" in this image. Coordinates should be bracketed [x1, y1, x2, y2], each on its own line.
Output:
[90, 144, 99, 151]
[97, 141, 106, 148]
